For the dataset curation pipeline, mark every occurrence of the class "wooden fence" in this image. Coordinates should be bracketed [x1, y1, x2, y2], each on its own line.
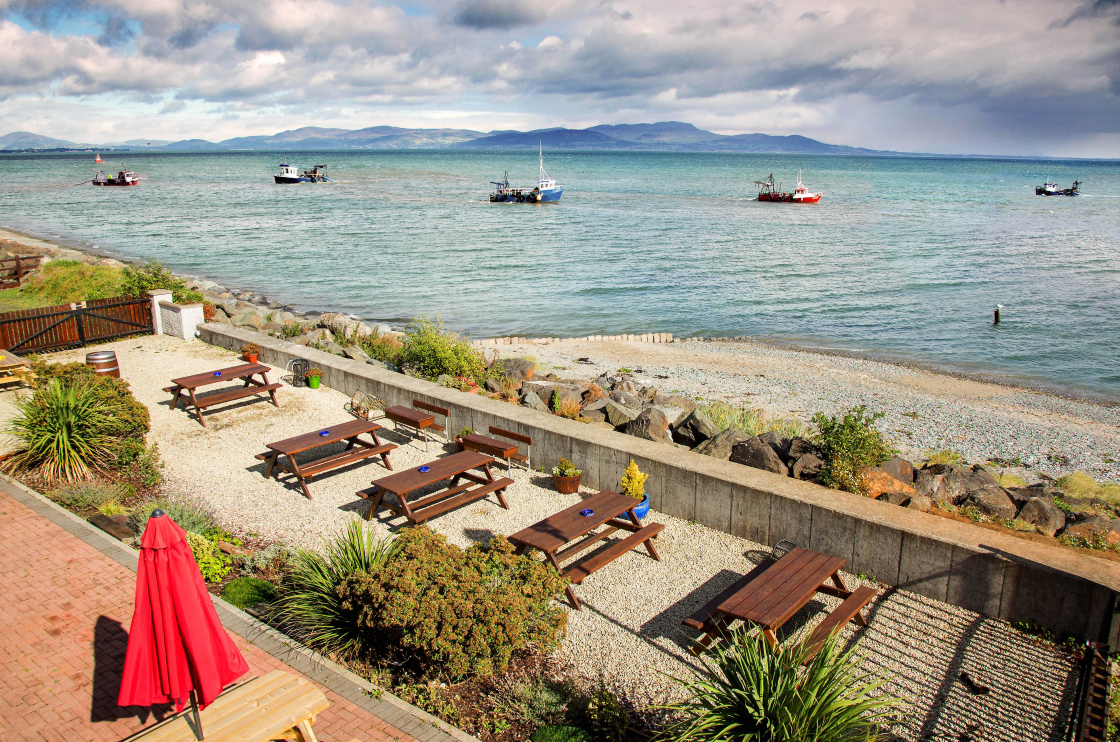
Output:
[0, 256, 40, 290]
[0, 296, 153, 354]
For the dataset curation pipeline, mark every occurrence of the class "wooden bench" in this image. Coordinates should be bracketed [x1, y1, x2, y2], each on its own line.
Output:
[800, 585, 877, 662]
[384, 400, 449, 451]
[563, 523, 664, 584]
[461, 426, 532, 477]
[121, 670, 328, 742]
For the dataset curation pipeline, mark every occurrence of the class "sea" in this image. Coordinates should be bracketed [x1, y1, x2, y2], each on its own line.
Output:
[1, 150, 1118, 400]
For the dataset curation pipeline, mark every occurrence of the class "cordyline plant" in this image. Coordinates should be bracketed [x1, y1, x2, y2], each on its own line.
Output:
[4, 378, 115, 481]
[660, 629, 903, 742]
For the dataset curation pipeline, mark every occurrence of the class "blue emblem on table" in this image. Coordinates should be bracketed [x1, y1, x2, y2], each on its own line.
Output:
[580, 509, 594, 517]
[319, 430, 330, 436]
[213, 372, 222, 376]
[418, 466, 430, 473]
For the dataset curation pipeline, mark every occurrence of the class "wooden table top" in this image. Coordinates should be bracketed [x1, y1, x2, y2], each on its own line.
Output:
[383, 405, 435, 426]
[370, 450, 492, 496]
[171, 363, 268, 390]
[266, 418, 382, 455]
[508, 490, 639, 554]
[716, 547, 845, 629]
[460, 433, 518, 457]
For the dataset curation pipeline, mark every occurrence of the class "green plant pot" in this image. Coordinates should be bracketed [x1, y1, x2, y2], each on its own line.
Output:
[308, 376, 321, 389]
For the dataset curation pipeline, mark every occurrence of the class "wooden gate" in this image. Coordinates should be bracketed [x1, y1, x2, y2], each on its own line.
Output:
[0, 296, 153, 354]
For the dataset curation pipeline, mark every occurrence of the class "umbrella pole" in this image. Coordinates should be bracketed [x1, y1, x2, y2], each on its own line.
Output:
[189, 689, 205, 740]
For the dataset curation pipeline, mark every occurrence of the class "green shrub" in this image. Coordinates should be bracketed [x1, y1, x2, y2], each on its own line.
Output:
[30, 360, 151, 451]
[357, 331, 403, 365]
[496, 676, 574, 727]
[221, 577, 280, 608]
[396, 316, 484, 381]
[273, 519, 397, 659]
[337, 526, 568, 678]
[570, 680, 628, 742]
[129, 494, 215, 535]
[46, 480, 123, 513]
[662, 630, 901, 742]
[240, 543, 295, 582]
[186, 531, 232, 583]
[119, 260, 203, 304]
[4, 379, 115, 481]
[812, 406, 896, 494]
[531, 726, 589, 742]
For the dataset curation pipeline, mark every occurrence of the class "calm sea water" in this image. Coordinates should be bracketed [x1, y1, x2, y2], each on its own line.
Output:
[1, 150, 1118, 398]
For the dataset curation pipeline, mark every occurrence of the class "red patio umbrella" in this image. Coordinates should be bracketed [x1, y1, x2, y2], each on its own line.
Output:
[118, 510, 249, 734]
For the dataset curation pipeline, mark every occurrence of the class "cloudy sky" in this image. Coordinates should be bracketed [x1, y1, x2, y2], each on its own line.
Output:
[1, 0, 1119, 156]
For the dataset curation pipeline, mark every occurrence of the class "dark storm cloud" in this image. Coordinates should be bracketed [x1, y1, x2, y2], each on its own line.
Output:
[453, 0, 549, 29]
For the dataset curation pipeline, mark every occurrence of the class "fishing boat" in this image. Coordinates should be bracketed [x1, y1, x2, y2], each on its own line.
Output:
[274, 162, 331, 183]
[93, 152, 102, 163]
[488, 145, 563, 203]
[92, 164, 139, 186]
[1036, 179, 1079, 196]
[754, 170, 822, 203]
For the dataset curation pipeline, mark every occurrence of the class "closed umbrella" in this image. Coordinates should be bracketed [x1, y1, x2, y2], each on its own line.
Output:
[118, 510, 249, 737]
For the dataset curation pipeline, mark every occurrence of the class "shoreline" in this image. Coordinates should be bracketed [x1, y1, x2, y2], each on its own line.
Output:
[2, 222, 1119, 424]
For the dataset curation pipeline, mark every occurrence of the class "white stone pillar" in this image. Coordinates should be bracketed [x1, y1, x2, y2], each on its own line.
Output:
[148, 289, 172, 335]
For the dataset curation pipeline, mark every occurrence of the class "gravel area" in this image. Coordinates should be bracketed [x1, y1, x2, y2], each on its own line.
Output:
[516, 337, 1120, 484]
[0, 335, 1082, 741]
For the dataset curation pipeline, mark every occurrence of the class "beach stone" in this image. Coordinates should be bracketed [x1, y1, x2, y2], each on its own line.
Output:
[231, 312, 263, 330]
[659, 395, 698, 415]
[787, 437, 817, 459]
[673, 409, 719, 448]
[296, 328, 333, 346]
[323, 341, 346, 356]
[866, 471, 916, 500]
[757, 431, 790, 462]
[342, 345, 370, 362]
[966, 465, 1001, 491]
[695, 428, 751, 460]
[485, 377, 503, 393]
[915, 466, 969, 504]
[521, 390, 549, 413]
[881, 456, 916, 485]
[366, 358, 390, 370]
[605, 400, 641, 427]
[625, 408, 672, 444]
[481, 348, 500, 367]
[965, 486, 1017, 520]
[791, 453, 825, 480]
[905, 495, 932, 513]
[582, 407, 608, 424]
[262, 321, 284, 333]
[1017, 496, 1066, 537]
[583, 397, 608, 412]
[616, 380, 637, 394]
[730, 437, 788, 475]
[652, 405, 687, 427]
[493, 358, 535, 387]
[593, 374, 614, 390]
[609, 390, 643, 409]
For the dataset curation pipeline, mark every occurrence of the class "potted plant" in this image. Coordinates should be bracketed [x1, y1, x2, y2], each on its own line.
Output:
[241, 343, 260, 363]
[455, 427, 474, 451]
[304, 367, 322, 389]
[619, 460, 650, 519]
[552, 458, 582, 494]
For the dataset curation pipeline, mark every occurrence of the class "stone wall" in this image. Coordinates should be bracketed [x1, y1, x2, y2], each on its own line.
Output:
[200, 323, 1120, 644]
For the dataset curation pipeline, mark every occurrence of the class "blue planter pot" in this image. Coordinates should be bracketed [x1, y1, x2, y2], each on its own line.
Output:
[618, 494, 650, 521]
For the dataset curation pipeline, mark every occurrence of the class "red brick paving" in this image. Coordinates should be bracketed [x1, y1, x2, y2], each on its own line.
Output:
[0, 489, 418, 742]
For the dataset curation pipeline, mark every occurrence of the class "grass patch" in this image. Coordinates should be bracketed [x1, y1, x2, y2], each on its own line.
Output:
[699, 401, 808, 438]
[924, 449, 962, 466]
[221, 577, 280, 608]
[46, 480, 124, 514]
[0, 260, 122, 312]
[1056, 471, 1120, 506]
[998, 473, 1028, 488]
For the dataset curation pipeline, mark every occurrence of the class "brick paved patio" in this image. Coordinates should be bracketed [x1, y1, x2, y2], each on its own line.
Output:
[0, 485, 429, 742]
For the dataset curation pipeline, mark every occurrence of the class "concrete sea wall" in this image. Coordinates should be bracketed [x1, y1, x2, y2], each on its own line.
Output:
[201, 324, 1120, 644]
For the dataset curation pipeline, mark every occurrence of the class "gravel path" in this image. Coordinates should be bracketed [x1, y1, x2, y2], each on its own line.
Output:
[0, 335, 1080, 741]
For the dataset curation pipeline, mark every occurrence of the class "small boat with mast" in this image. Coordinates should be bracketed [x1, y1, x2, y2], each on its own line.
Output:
[489, 144, 563, 203]
[754, 170, 821, 203]
[1035, 179, 1079, 196]
[274, 161, 331, 183]
[92, 162, 139, 186]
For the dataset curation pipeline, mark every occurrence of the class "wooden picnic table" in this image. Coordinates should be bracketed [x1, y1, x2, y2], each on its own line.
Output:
[256, 418, 396, 499]
[508, 490, 664, 610]
[684, 546, 877, 660]
[164, 363, 280, 427]
[383, 401, 448, 451]
[357, 449, 513, 524]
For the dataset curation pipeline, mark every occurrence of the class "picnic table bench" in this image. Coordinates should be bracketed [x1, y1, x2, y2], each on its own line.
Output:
[383, 400, 449, 450]
[255, 418, 396, 499]
[683, 546, 876, 661]
[508, 490, 664, 610]
[460, 426, 532, 476]
[121, 670, 328, 742]
[164, 363, 280, 427]
[357, 449, 513, 524]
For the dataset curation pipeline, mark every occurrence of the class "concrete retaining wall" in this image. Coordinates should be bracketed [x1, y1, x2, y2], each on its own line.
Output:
[201, 323, 1120, 644]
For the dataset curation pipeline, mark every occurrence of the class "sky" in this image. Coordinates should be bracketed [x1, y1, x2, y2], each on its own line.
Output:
[1, 0, 1119, 157]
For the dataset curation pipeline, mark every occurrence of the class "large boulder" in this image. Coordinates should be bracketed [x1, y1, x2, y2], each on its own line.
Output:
[867, 471, 916, 501]
[653, 405, 688, 427]
[494, 358, 536, 388]
[1017, 496, 1066, 537]
[582, 407, 608, 424]
[905, 495, 932, 512]
[485, 376, 503, 393]
[293, 327, 333, 346]
[966, 465, 1000, 490]
[605, 400, 641, 428]
[609, 389, 643, 409]
[343, 345, 370, 363]
[791, 453, 825, 480]
[324, 341, 346, 356]
[757, 431, 791, 463]
[694, 428, 751, 460]
[880, 457, 915, 485]
[521, 390, 549, 413]
[730, 437, 788, 475]
[659, 395, 698, 415]
[318, 312, 372, 340]
[914, 466, 969, 504]
[673, 409, 719, 448]
[1007, 484, 1058, 510]
[787, 437, 818, 460]
[231, 312, 264, 330]
[625, 408, 672, 444]
[964, 486, 1017, 520]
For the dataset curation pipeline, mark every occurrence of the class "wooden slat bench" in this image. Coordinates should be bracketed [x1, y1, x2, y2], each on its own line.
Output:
[800, 585, 877, 662]
[563, 523, 664, 584]
[461, 426, 532, 476]
[384, 400, 449, 451]
[121, 670, 328, 742]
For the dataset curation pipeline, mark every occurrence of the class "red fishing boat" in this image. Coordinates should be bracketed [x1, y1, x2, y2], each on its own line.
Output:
[754, 170, 822, 203]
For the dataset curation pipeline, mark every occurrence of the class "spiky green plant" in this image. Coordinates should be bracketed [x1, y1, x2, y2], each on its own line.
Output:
[4, 379, 115, 481]
[661, 630, 902, 742]
[272, 518, 397, 658]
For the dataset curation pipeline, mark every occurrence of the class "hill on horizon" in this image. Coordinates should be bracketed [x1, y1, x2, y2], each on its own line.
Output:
[1, 121, 890, 155]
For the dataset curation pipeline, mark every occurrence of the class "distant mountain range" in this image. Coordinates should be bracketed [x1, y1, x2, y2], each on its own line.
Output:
[1, 122, 888, 155]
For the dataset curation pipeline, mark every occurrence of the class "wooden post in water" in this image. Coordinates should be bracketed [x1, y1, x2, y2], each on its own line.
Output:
[994, 304, 1003, 325]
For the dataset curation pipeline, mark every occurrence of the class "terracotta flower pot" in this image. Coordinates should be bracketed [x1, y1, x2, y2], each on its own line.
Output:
[553, 474, 581, 494]
[244, 353, 258, 363]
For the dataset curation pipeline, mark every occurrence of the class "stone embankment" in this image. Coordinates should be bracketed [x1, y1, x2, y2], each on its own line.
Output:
[471, 334, 674, 346]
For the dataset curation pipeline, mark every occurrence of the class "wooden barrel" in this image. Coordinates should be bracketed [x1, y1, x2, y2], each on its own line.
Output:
[85, 350, 119, 378]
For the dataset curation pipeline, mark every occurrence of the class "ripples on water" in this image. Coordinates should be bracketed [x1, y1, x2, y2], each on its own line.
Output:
[1, 150, 1117, 397]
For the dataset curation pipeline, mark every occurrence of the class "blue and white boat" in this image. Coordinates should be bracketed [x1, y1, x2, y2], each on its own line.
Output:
[488, 144, 563, 203]
[274, 161, 331, 183]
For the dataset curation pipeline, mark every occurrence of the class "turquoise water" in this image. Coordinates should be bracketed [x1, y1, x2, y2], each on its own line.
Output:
[1, 150, 1118, 398]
